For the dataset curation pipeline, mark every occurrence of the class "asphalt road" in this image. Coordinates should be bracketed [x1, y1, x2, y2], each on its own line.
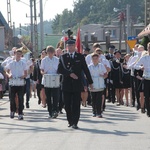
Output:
[0, 95, 150, 150]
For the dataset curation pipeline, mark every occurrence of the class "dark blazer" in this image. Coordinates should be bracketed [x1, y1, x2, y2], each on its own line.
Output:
[33, 59, 42, 84]
[105, 53, 114, 60]
[58, 52, 93, 92]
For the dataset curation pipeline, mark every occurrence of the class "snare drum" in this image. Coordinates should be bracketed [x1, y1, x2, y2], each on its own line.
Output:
[90, 76, 105, 92]
[43, 74, 60, 88]
[9, 78, 25, 86]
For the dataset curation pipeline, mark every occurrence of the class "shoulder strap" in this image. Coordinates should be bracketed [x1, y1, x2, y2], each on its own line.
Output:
[60, 55, 67, 70]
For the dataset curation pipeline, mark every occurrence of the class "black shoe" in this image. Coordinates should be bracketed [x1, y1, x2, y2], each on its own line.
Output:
[18, 115, 23, 120]
[97, 114, 103, 118]
[147, 112, 150, 117]
[132, 102, 135, 107]
[116, 103, 120, 106]
[26, 102, 29, 108]
[141, 108, 145, 114]
[87, 103, 92, 106]
[68, 124, 72, 127]
[59, 111, 63, 114]
[38, 99, 41, 105]
[48, 112, 52, 118]
[52, 112, 58, 118]
[93, 114, 96, 117]
[136, 105, 140, 111]
[107, 100, 111, 103]
[72, 124, 79, 129]
[10, 112, 15, 119]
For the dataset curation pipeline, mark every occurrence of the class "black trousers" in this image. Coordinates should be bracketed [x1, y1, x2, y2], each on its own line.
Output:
[91, 91, 103, 115]
[87, 91, 92, 104]
[36, 84, 42, 102]
[58, 87, 64, 112]
[45, 87, 59, 115]
[144, 80, 150, 114]
[108, 82, 115, 103]
[134, 77, 140, 106]
[10, 86, 24, 115]
[63, 91, 81, 125]
[24, 78, 30, 103]
[130, 76, 135, 105]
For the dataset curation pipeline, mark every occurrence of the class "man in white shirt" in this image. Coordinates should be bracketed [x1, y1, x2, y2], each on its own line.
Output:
[134, 43, 150, 117]
[85, 43, 106, 66]
[5, 49, 27, 120]
[127, 45, 144, 109]
[41, 46, 59, 118]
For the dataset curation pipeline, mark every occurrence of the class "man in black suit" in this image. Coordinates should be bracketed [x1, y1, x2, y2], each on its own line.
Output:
[105, 45, 115, 60]
[105, 45, 115, 103]
[58, 40, 93, 129]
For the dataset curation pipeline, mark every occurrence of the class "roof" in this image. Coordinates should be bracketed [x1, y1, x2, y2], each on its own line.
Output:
[0, 11, 9, 29]
[81, 24, 104, 32]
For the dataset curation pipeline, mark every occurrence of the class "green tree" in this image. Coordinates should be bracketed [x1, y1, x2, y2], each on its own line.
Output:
[52, 0, 145, 33]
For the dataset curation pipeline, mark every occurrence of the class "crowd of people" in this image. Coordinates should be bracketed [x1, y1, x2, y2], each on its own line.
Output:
[1, 40, 150, 129]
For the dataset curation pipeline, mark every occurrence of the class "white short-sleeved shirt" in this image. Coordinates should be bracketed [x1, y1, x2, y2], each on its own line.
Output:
[134, 55, 150, 76]
[85, 53, 106, 66]
[1, 57, 13, 68]
[88, 63, 107, 91]
[88, 63, 107, 77]
[5, 59, 27, 78]
[21, 59, 33, 79]
[40, 56, 59, 74]
[101, 58, 111, 68]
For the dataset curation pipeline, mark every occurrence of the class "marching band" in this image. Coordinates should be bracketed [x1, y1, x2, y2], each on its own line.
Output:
[1, 40, 150, 129]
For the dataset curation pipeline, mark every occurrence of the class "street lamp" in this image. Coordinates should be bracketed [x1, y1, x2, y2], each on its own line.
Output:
[16, 0, 34, 52]
[113, 5, 130, 53]
[16, 0, 30, 6]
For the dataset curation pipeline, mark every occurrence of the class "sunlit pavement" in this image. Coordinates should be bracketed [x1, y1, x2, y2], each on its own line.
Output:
[0, 95, 150, 150]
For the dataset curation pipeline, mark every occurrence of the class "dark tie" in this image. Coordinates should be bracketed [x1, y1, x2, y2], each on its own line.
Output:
[70, 54, 74, 64]
[70, 54, 73, 59]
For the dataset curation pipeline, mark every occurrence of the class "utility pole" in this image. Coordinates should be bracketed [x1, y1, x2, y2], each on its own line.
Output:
[126, 4, 130, 54]
[30, 0, 34, 52]
[145, 0, 150, 26]
[7, 0, 12, 28]
[19, 23, 22, 35]
[118, 12, 124, 51]
[13, 22, 15, 36]
[40, 0, 44, 51]
[7, 0, 12, 49]
[33, 0, 38, 57]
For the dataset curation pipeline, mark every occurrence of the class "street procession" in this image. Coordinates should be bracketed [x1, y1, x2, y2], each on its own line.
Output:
[1, 1, 150, 149]
[0, 1, 150, 132]
[1, 30, 150, 129]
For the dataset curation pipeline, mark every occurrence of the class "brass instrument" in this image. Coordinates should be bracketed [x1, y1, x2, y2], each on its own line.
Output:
[19, 42, 31, 55]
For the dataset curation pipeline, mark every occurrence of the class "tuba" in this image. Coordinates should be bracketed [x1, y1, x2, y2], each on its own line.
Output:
[20, 42, 32, 60]
[20, 42, 32, 55]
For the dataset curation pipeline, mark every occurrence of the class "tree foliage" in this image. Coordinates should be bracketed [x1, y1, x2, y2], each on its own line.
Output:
[52, 0, 145, 34]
